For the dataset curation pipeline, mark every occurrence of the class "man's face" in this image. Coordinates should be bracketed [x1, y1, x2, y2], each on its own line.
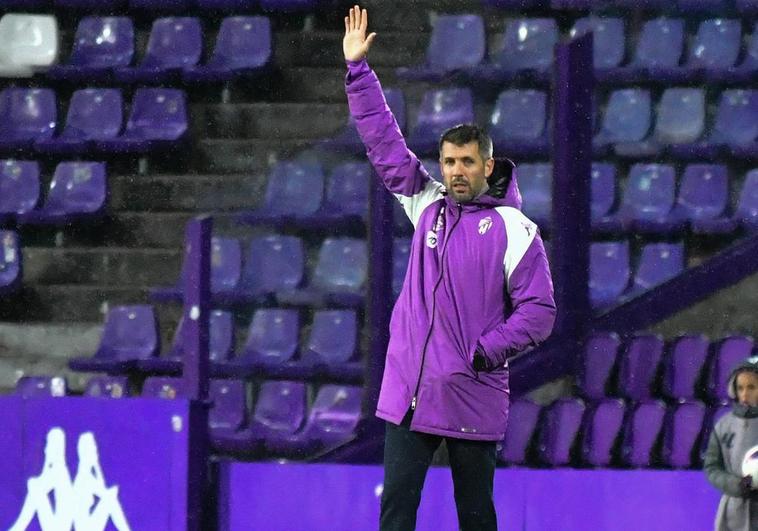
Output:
[736, 371, 758, 407]
[439, 141, 494, 203]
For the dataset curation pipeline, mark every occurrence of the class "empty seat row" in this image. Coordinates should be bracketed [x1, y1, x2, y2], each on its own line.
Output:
[0, 14, 58, 78]
[0, 230, 22, 296]
[151, 233, 367, 307]
[2, 0, 322, 13]
[67, 305, 363, 381]
[512, 0, 758, 14]
[401, 16, 758, 85]
[0, 87, 188, 155]
[0, 160, 107, 226]
[518, 163, 758, 235]
[576, 332, 755, 403]
[501, 395, 727, 469]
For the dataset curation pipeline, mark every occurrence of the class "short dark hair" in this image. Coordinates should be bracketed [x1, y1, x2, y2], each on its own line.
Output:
[438, 124, 493, 161]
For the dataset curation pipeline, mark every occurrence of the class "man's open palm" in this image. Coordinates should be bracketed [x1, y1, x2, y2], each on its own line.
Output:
[343, 5, 376, 62]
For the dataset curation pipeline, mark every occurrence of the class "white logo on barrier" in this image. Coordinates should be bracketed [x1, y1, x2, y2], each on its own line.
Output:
[10, 427, 131, 531]
[478, 216, 493, 235]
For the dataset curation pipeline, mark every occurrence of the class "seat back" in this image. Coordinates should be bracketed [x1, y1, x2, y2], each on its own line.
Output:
[570, 17, 625, 69]
[324, 162, 370, 217]
[490, 89, 547, 141]
[0, 14, 58, 69]
[581, 398, 626, 466]
[598, 89, 651, 143]
[620, 399, 667, 467]
[312, 238, 368, 293]
[209, 379, 246, 431]
[43, 161, 107, 215]
[0, 88, 56, 141]
[0, 160, 40, 215]
[242, 234, 304, 296]
[142, 17, 202, 69]
[305, 310, 357, 364]
[661, 400, 706, 468]
[209, 16, 271, 70]
[687, 19, 741, 70]
[498, 398, 541, 464]
[662, 334, 710, 401]
[251, 380, 307, 434]
[620, 163, 676, 221]
[261, 160, 324, 217]
[589, 241, 630, 308]
[426, 15, 485, 71]
[64, 89, 123, 141]
[495, 18, 558, 72]
[676, 164, 728, 221]
[242, 308, 299, 363]
[655, 88, 705, 144]
[125, 88, 188, 140]
[711, 90, 758, 145]
[67, 17, 134, 68]
[736, 169, 758, 229]
[577, 332, 622, 399]
[631, 242, 685, 292]
[97, 305, 159, 361]
[617, 334, 665, 401]
[632, 18, 685, 69]
[538, 398, 586, 466]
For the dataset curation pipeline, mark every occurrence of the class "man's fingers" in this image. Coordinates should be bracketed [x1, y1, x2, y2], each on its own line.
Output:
[360, 7, 368, 32]
[344, 16, 349, 34]
[353, 5, 361, 30]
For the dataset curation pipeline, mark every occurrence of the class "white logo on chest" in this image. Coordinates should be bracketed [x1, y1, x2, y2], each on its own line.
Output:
[478, 216, 493, 235]
[425, 230, 438, 249]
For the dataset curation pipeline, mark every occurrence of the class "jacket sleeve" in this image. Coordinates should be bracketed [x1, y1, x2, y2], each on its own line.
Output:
[704, 427, 744, 497]
[478, 210, 556, 367]
[345, 59, 443, 226]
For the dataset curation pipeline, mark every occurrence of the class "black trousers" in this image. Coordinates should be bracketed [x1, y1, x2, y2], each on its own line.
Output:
[380, 410, 498, 531]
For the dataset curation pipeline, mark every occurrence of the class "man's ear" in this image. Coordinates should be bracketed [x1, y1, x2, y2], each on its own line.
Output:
[484, 157, 495, 178]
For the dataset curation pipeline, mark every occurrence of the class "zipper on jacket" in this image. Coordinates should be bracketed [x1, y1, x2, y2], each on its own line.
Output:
[411, 203, 463, 411]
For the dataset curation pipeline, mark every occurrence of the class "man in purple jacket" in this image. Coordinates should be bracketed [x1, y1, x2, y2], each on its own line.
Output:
[343, 6, 556, 530]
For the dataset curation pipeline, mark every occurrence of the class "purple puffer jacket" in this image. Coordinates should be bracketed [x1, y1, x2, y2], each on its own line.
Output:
[346, 59, 556, 441]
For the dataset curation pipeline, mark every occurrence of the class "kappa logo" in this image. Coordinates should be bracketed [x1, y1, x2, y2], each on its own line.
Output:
[478, 216, 493, 235]
[521, 220, 535, 237]
[10, 427, 131, 531]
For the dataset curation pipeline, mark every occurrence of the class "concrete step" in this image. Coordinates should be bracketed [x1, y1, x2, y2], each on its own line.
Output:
[193, 138, 317, 174]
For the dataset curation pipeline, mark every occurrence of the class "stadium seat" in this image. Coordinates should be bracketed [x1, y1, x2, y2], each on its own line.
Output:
[0, 88, 56, 152]
[616, 334, 665, 401]
[47, 17, 134, 82]
[318, 161, 370, 224]
[115, 17, 202, 83]
[83, 375, 133, 398]
[698, 403, 731, 463]
[150, 236, 242, 302]
[569, 17, 625, 71]
[227, 309, 300, 370]
[687, 19, 742, 81]
[301, 310, 360, 379]
[497, 398, 541, 465]
[392, 237, 411, 299]
[661, 400, 706, 468]
[726, 23, 758, 83]
[617, 164, 681, 234]
[538, 397, 586, 466]
[576, 331, 622, 400]
[593, 89, 652, 154]
[0, 230, 22, 295]
[517, 163, 552, 228]
[735, 169, 758, 231]
[590, 163, 617, 226]
[620, 399, 666, 468]
[95, 88, 188, 154]
[0, 160, 40, 224]
[488, 90, 549, 157]
[396, 15, 485, 82]
[36, 88, 123, 155]
[182, 16, 271, 82]
[588, 241, 630, 309]
[17, 162, 107, 226]
[407, 88, 475, 155]
[0, 14, 58, 78]
[626, 242, 685, 297]
[707, 336, 755, 403]
[15, 376, 67, 397]
[235, 234, 305, 304]
[661, 334, 710, 401]
[209, 379, 247, 438]
[580, 398, 626, 467]
[142, 376, 185, 399]
[671, 164, 730, 233]
[69, 305, 160, 373]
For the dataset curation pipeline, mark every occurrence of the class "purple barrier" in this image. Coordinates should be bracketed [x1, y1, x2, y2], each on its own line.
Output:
[219, 462, 720, 531]
[0, 397, 199, 530]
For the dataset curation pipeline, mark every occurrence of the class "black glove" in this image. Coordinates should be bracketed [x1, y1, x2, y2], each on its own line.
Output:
[739, 475, 753, 498]
[473, 344, 489, 372]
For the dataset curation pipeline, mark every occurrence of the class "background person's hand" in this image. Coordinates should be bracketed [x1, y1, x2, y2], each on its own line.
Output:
[343, 5, 376, 62]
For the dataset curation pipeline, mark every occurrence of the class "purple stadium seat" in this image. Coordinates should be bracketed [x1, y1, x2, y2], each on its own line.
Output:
[589, 241, 630, 309]
[661, 400, 706, 469]
[232, 308, 300, 368]
[0, 230, 22, 295]
[517, 163, 551, 228]
[687, 19, 742, 81]
[735, 169, 758, 231]
[538, 397, 586, 466]
[707, 336, 755, 403]
[150, 236, 242, 302]
[260, 0, 316, 11]
[183, 16, 271, 82]
[396, 15, 485, 82]
[237, 161, 324, 225]
[617, 334, 665, 401]
[17, 161, 107, 226]
[320, 162, 370, 221]
[69, 305, 160, 373]
[392, 237, 411, 299]
[47, 17, 133, 82]
[620, 399, 666, 468]
[54, 0, 126, 8]
[196, 0, 257, 10]
[576, 332, 622, 400]
[661, 334, 710, 401]
[593, 89, 652, 154]
[497, 398, 541, 465]
[0, 160, 39, 224]
[726, 23, 758, 83]
[699, 403, 731, 463]
[616, 163, 681, 234]
[142, 376, 185, 399]
[35, 89, 123, 155]
[95, 88, 188, 154]
[626, 242, 685, 297]
[209, 379, 247, 437]
[311, 237, 367, 296]
[570, 17, 625, 71]
[319, 88, 405, 154]
[84, 375, 132, 398]
[301, 310, 358, 366]
[408, 88, 474, 155]
[580, 398, 626, 467]
[670, 164, 730, 233]
[488, 90, 549, 157]
[0, 88, 56, 152]
[236, 234, 304, 303]
[15, 376, 67, 397]
[115, 17, 202, 83]
[604, 18, 684, 84]
[590, 163, 616, 226]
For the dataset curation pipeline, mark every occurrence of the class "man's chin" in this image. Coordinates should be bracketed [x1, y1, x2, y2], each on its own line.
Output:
[450, 191, 474, 203]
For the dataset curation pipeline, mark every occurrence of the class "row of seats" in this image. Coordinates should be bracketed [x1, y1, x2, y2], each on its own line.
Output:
[501, 395, 725, 469]
[0, 161, 107, 226]
[0, 87, 187, 155]
[67, 305, 364, 380]
[576, 332, 755, 404]
[518, 163, 758, 235]
[496, 0, 758, 13]
[0, 0, 319, 13]
[0, 15, 272, 82]
[401, 16, 758, 85]
[14, 375, 362, 457]
[0, 230, 21, 296]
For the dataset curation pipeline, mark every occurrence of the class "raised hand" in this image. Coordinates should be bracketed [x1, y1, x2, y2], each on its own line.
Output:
[343, 5, 376, 62]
